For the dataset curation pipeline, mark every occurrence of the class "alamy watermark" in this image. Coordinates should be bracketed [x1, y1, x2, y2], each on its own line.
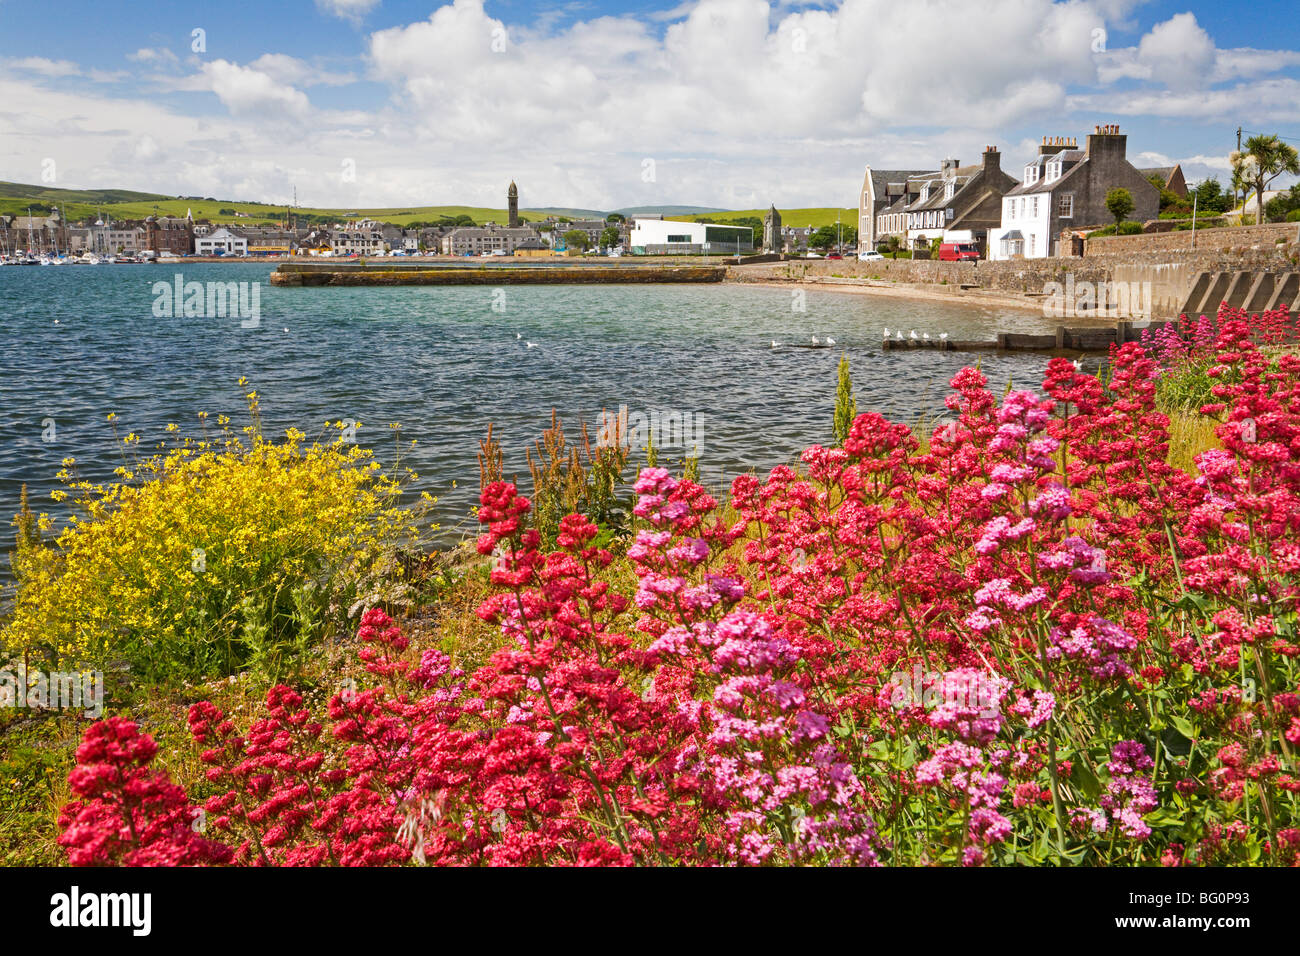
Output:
[1042, 275, 1151, 320]
[152, 274, 261, 327]
[886, 664, 1000, 719]
[595, 404, 704, 455]
[1, 666, 104, 718]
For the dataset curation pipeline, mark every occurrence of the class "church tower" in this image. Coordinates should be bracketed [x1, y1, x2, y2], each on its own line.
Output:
[507, 181, 519, 228]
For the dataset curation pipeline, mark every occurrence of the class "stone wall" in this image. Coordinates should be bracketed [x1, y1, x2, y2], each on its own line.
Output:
[1084, 221, 1299, 257]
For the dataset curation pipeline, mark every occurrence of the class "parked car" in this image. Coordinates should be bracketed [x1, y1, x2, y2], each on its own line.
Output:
[826, 252, 843, 260]
[858, 250, 885, 261]
[938, 241, 981, 262]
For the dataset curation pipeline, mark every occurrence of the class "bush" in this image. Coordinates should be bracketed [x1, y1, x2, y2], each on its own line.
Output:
[1116, 220, 1144, 235]
[6, 405, 427, 683]
[1288, 209, 1300, 222]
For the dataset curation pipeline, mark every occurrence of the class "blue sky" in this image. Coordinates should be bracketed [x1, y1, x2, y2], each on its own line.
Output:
[1, 0, 1297, 210]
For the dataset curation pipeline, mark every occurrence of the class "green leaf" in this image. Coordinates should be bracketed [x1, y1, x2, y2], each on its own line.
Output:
[1072, 761, 1102, 801]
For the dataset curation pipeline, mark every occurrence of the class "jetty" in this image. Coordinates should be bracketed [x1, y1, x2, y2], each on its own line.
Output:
[270, 260, 726, 286]
[881, 321, 1168, 354]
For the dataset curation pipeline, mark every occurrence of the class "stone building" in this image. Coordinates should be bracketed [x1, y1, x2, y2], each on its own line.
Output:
[762, 205, 782, 253]
[988, 125, 1161, 260]
[442, 225, 540, 255]
[508, 181, 520, 228]
[898, 148, 1018, 251]
[858, 167, 935, 252]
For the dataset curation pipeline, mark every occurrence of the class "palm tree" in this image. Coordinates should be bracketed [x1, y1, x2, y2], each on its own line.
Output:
[1232, 135, 1300, 223]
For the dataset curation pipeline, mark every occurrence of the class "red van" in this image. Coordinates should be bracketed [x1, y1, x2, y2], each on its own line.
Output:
[939, 242, 980, 261]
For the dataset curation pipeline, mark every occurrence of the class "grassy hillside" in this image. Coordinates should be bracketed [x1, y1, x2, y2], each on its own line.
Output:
[0, 181, 847, 230]
[666, 207, 856, 230]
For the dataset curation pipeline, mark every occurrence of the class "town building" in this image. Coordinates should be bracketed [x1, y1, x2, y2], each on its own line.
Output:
[858, 167, 935, 252]
[555, 219, 609, 250]
[1139, 164, 1188, 198]
[513, 237, 550, 257]
[442, 225, 541, 256]
[900, 149, 1017, 252]
[0, 208, 70, 255]
[628, 218, 753, 255]
[143, 215, 194, 256]
[330, 220, 386, 256]
[988, 125, 1160, 260]
[508, 181, 520, 228]
[195, 227, 248, 256]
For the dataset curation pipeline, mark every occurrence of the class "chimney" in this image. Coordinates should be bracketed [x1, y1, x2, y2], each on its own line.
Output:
[982, 145, 1001, 173]
[1086, 123, 1126, 161]
[940, 157, 959, 177]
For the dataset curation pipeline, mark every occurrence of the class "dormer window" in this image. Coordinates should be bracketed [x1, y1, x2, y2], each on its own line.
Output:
[1024, 165, 1039, 186]
[920, 185, 930, 202]
[1046, 160, 1062, 182]
[944, 181, 955, 201]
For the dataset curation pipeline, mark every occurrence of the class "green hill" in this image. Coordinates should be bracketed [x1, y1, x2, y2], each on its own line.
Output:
[0, 181, 851, 231]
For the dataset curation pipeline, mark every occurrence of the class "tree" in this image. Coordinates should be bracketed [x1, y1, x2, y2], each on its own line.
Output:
[1192, 178, 1231, 213]
[809, 225, 839, 251]
[1233, 134, 1300, 223]
[562, 229, 590, 251]
[599, 226, 621, 249]
[1105, 187, 1134, 226]
[883, 235, 903, 258]
[833, 354, 857, 446]
[605, 213, 625, 224]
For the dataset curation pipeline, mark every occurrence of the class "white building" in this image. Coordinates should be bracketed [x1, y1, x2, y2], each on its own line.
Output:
[195, 227, 248, 256]
[629, 218, 753, 255]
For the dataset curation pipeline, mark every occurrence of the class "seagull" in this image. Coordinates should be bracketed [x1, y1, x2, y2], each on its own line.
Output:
[283, 327, 289, 333]
[53, 319, 59, 325]
[923, 333, 930, 341]
[882, 327, 891, 339]
[526, 341, 539, 349]
[516, 332, 522, 339]
[771, 340, 779, 348]
[812, 335, 820, 345]
[939, 332, 948, 341]
[1073, 359, 1083, 371]
[896, 330, 904, 341]
[826, 337, 835, 345]
[909, 330, 918, 340]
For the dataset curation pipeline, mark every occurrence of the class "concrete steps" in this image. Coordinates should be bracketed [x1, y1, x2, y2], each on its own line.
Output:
[1181, 270, 1300, 316]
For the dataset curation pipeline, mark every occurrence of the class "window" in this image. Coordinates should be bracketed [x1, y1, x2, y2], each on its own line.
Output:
[944, 181, 954, 200]
[1058, 194, 1073, 218]
[1029, 235, 1036, 256]
[1019, 198, 1026, 218]
[666, 234, 692, 243]
[1006, 198, 1015, 220]
[1024, 165, 1039, 186]
[1046, 160, 1061, 182]
[1032, 196, 1039, 217]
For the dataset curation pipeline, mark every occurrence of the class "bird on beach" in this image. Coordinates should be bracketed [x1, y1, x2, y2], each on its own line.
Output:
[909, 330, 918, 340]
[811, 335, 820, 345]
[940, 332, 949, 341]
[882, 327, 890, 339]
[826, 337, 835, 345]
[896, 330, 904, 341]
[923, 333, 930, 341]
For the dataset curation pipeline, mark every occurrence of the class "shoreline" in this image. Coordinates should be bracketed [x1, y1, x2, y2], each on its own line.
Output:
[725, 275, 1057, 316]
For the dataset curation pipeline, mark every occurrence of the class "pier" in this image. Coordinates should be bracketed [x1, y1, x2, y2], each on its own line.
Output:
[270, 260, 727, 286]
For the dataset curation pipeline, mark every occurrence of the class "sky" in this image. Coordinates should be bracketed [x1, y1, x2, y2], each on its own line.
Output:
[1, 0, 1298, 211]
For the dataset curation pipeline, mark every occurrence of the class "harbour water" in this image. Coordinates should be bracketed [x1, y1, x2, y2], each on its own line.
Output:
[2, 262, 1082, 560]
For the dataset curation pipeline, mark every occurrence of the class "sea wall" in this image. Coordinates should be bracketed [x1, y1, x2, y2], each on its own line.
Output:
[271, 262, 727, 286]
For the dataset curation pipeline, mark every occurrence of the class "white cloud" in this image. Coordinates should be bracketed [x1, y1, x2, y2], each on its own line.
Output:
[3, 56, 81, 77]
[3, 0, 1299, 209]
[199, 60, 314, 120]
[316, 0, 380, 22]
